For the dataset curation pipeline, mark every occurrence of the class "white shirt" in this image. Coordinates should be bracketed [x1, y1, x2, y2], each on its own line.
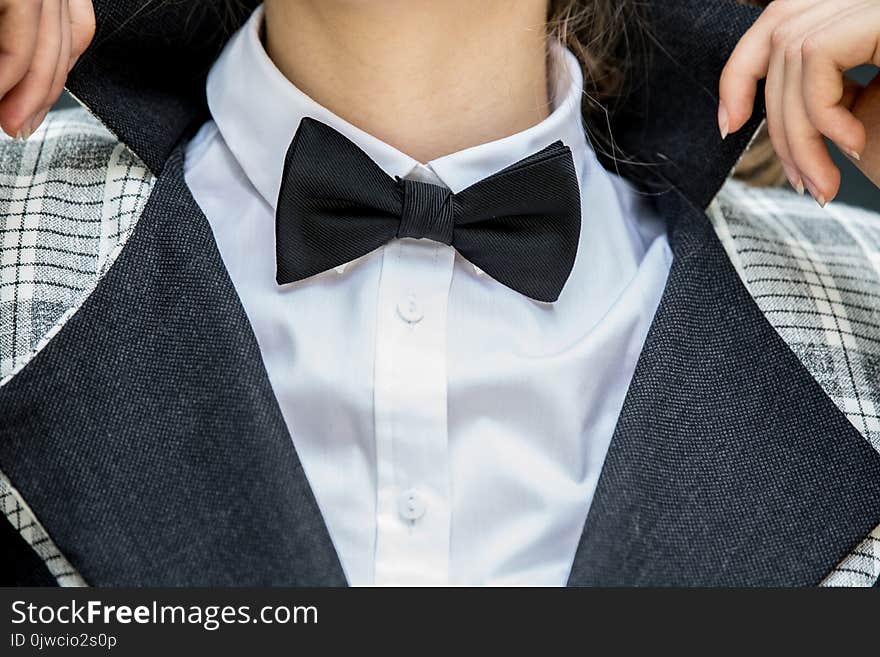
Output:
[184, 5, 672, 586]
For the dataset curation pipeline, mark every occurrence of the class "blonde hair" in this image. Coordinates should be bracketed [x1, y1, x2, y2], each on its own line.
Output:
[547, 0, 784, 186]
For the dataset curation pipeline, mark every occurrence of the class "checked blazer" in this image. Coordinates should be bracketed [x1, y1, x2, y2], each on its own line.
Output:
[2, 0, 880, 586]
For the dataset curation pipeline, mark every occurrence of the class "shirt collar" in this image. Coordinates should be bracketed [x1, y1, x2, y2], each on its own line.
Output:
[207, 5, 590, 209]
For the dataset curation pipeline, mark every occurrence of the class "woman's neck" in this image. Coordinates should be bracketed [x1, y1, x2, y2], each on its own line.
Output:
[263, 0, 551, 163]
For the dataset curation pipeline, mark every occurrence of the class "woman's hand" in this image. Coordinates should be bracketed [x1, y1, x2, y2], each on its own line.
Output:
[0, 0, 94, 140]
[720, 0, 880, 206]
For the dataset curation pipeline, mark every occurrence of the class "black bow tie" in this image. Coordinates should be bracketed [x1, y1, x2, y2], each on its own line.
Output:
[275, 118, 582, 302]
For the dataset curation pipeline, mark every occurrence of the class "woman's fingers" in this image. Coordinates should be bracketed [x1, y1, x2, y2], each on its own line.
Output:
[773, 3, 865, 202]
[719, 0, 821, 136]
[40, 0, 72, 125]
[34, 0, 72, 133]
[765, 43, 797, 188]
[0, 0, 62, 138]
[721, 0, 880, 204]
[801, 6, 880, 159]
[31, 0, 95, 134]
[781, 31, 840, 205]
[0, 0, 94, 139]
[744, 1, 842, 194]
[68, 0, 95, 68]
[0, 0, 42, 100]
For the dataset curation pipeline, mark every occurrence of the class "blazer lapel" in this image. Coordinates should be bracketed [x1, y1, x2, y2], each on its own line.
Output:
[0, 148, 346, 586]
[567, 189, 880, 586]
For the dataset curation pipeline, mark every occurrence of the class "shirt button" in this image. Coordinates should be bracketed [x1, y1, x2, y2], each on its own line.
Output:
[396, 295, 424, 324]
[397, 488, 426, 521]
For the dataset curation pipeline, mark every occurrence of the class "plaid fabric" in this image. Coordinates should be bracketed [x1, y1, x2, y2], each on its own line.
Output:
[0, 107, 154, 585]
[0, 108, 153, 385]
[711, 179, 880, 586]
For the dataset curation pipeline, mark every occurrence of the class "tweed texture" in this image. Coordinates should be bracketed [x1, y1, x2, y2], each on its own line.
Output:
[711, 180, 880, 586]
[0, 108, 154, 385]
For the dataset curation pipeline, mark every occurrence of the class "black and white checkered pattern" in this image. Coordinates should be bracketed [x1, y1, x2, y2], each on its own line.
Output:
[712, 180, 880, 586]
[0, 108, 153, 385]
[0, 107, 154, 585]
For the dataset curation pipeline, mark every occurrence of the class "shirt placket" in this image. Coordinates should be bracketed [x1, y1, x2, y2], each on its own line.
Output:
[373, 233, 454, 585]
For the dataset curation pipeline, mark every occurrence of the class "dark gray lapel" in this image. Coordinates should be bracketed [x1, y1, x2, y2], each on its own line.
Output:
[0, 148, 345, 586]
[566, 187, 880, 586]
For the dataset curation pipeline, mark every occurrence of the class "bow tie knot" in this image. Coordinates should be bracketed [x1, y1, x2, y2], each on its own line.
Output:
[397, 179, 455, 244]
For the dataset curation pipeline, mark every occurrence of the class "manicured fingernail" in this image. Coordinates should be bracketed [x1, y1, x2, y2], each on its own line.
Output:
[30, 110, 48, 135]
[14, 115, 38, 142]
[802, 176, 826, 208]
[717, 101, 730, 140]
[833, 140, 863, 161]
[782, 163, 804, 195]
